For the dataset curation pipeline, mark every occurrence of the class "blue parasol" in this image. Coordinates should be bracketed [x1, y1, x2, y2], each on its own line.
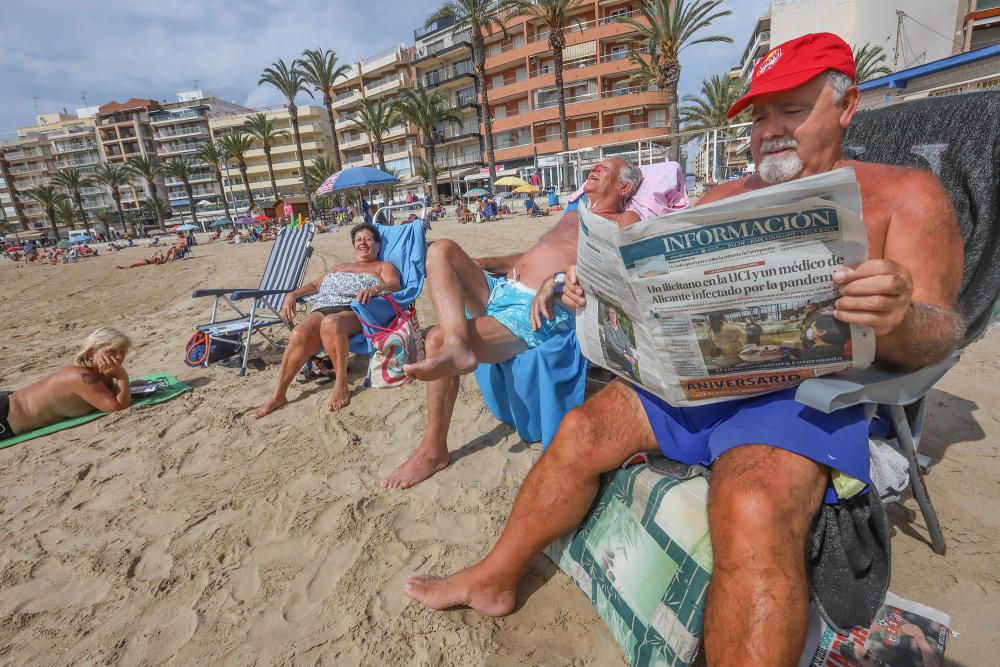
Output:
[210, 218, 233, 228]
[465, 188, 489, 197]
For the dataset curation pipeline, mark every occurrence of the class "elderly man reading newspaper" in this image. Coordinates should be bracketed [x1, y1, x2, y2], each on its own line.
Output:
[404, 33, 964, 665]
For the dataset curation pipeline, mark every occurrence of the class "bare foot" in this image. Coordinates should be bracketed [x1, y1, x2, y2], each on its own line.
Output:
[252, 395, 288, 419]
[404, 566, 517, 617]
[328, 382, 351, 411]
[381, 450, 450, 490]
[403, 341, 477, 381]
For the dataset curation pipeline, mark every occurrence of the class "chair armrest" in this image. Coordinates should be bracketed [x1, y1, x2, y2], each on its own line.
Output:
[794, 352, 960, 413]
[192, 288, 244, 298]
[231, 288, 295, 301]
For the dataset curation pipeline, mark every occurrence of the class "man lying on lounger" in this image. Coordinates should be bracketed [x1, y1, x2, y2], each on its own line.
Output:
[403, 33, 964, 665]
[383, 157, 644, 489]
[0, 327, 132, 441]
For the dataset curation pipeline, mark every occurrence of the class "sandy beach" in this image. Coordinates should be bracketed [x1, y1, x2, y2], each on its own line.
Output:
[1, 214, 997, 665]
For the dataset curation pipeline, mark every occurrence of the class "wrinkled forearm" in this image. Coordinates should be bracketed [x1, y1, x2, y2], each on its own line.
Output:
[475, 254, 522, 274]
[875, 302, 963, 371]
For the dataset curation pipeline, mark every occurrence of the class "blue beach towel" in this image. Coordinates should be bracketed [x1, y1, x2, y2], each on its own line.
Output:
[474, 329, 588, 448]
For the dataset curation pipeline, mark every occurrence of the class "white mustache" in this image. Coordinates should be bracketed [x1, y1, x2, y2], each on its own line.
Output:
[761, 137, 798, 153]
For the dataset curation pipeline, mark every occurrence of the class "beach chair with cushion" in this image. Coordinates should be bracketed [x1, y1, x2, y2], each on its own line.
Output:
[545, 91, 1000, 665]
[191, 224, 315, 376]
[300, 223, 426, 383]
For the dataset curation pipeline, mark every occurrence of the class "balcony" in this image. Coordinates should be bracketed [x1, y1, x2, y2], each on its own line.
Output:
[4, 148, 45, 159]
[362, 45, 408, 72]
[150, 108, 205, 124]
[415, 14, 458, 41]
[154, 125, 209, 140]
[528, 17, 598, 44]
[433, 153, 481, 170]
[52, 139, 98, 154]
[600, 83, 659, 98]
[421, 61, 475, 88]
[158, 141, 205, 156]
[364, 74, 408, 97]
[434, 120, 481, 142]
[339, 134, 369, 150]
[444, 89, 478, 109]
[529, 54, 597, 78]
[535, 89, 599, 110]
[599, 47, 647, 63]
[55, 154, 100, 168]
[487, 70, 529, 90]
[599, 9, 641, 26]
[493, 127, 532, 150]
[415, 31, 473, 61]
[604, 118, 666, 134]
[164, 173, 214, 186]
[332, 89, 362, 108]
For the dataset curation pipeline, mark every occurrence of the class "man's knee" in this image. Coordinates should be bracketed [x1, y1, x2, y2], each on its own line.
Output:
[425, 325, 445, 352]
[709, 446, 826, 561]
[427, 238, 462, 263]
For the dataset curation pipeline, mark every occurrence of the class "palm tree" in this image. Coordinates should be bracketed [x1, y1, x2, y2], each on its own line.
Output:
[351, 98, 398, 171]
[51, 168, 94, 236]
[304, 155, 340, 193]
[0, 151, 29, 231]
[54, 199, 79, 234]
[680, 74, 748, 130]
[94, 211, 117, 236]
[125, 156, 166, 232]
[425, 0, 519, 187]
[141, 195, 171, 227]
[854, 43, 893, 83]
[216, 132, 257, 210]
[625, 0, 732, 162]
[161, 157, 202, 231]
[91, 162, 133, 235]
[511, 0, 581, 187]
[196, 142, 234, 221]
[242, 113, 289, 201]
[394, 88, 463, 201]
[24, 185, 70, 241]
[259, 59, 313, 209]
[298, 48, 352, 173]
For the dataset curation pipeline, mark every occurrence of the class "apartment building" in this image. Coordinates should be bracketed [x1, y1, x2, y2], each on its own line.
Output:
[479, 0, 669, 189]
[0, 132, 54, 231]
[208, 104, 335, 207]
[961, 0, 1000, 51]
[150, 91, 251, 216]
[413, 15, 483, 195]
[94, 98, 162, 213]
[329, 45, 421, 185]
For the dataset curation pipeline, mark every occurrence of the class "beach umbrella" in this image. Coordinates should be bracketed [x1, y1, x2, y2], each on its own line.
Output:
[69, 234, 93, 243]
[176, 223, 198, 231]
[495, 175, 528, 187]
[210, 218, 233, 228]
[314, 166, 398, 195]
[56, 239, 71, 249]
[465, 187, 489, 197]
[513, 184, 540, 194]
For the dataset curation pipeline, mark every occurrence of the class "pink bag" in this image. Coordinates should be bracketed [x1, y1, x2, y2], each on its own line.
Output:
[359, 296, 425, 387]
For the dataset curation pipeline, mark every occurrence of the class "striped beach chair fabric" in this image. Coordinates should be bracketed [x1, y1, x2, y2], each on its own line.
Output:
[191, 224, 315, 376]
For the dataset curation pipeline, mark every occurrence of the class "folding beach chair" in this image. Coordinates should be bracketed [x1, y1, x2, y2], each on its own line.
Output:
[191, 224, 316, 376]
[793, 91, 1000, 555]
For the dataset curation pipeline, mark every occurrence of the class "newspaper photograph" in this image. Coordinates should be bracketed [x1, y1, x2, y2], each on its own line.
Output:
[575, 168, 876, 406]
[798, 593, 952, 667]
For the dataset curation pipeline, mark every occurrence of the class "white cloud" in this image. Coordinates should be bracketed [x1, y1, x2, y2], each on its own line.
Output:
[1, 0, 773, 133]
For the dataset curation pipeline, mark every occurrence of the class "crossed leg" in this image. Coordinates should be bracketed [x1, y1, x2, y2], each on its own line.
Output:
[251, 312, 324, 418]
[404, 239, 505, 381]
[404, 380, 828, 665]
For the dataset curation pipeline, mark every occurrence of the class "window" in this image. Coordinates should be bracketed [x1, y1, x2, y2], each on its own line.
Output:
[575, 119, 593, 136]
[613, 114, 630, 130]
[518, 99, 529, 114]
[545, 125, 560, 142]
[649, 109, 667, 128]
[610, 44, 628, 61]
[494, 106, 507, 119]
[492, 74, 504, 89]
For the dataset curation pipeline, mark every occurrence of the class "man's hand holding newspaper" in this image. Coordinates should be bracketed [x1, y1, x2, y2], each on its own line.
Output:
[574, 168, 877, 406]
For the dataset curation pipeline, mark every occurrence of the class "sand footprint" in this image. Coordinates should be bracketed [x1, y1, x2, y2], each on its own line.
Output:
[281, 539, 362, 622]
[133, 537, 173, 581]
[178, 440, 213, 476]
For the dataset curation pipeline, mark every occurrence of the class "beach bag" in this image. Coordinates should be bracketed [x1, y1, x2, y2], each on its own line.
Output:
[359, 296, 425, 387]
[184, 331, 241, 367]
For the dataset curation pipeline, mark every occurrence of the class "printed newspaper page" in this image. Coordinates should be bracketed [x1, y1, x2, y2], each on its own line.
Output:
[575, 168, 875, 406]
[798, 593, 952, 666]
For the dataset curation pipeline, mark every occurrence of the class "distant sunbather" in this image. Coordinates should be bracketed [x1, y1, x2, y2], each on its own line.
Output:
[117, 249, 169, 269]
[0, 328, 132, 442]
[252, 223, 401, 417]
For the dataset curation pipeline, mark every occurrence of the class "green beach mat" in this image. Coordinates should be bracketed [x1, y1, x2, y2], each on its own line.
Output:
[0, 373, 192, 449]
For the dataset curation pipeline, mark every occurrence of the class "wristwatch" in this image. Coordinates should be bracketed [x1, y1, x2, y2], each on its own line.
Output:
[553, 271, 567, 294]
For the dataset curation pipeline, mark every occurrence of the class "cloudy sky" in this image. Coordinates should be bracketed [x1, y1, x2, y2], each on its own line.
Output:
[0, 0, 771, 136]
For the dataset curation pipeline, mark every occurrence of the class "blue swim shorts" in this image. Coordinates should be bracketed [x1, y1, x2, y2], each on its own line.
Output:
[481, 273, 573, 349]
[633, 385, 870, 499]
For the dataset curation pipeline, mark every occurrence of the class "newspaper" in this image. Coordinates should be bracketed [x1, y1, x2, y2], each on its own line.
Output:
[576, 167, 876, 406]
[798, 593, 952, 666]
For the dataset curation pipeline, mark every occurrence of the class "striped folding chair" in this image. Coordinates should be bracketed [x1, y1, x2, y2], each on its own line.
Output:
[191, 224, 315, 376]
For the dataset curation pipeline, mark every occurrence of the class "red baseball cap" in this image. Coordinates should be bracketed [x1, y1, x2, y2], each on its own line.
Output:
[726, 32, 856, 118]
